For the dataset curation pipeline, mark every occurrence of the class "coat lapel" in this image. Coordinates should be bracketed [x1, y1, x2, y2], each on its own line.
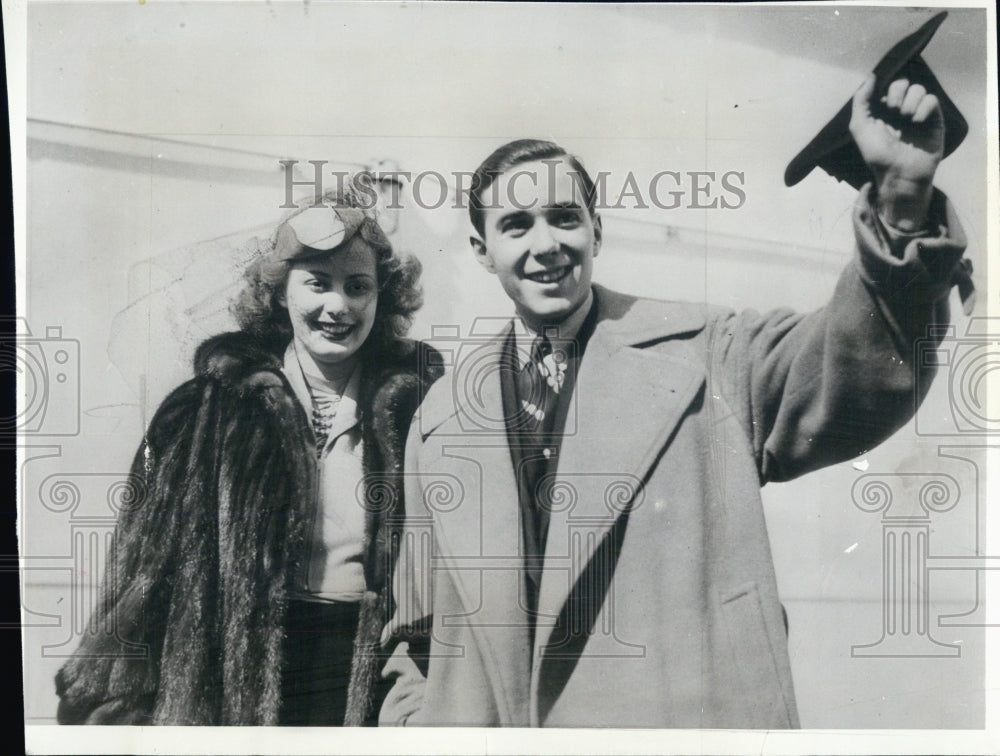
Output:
[533, 292, 707, 666]
[419, 325, 534, 725]
[420, 297, 708, 724]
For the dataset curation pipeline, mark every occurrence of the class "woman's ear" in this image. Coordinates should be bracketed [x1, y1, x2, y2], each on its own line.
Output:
[276, 288, 287, 308]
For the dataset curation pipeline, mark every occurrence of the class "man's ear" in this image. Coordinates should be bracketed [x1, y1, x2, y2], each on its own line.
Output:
[470, 236, 496, 273]
[276, 289, 287, 308]
[592, 213, 603, 258]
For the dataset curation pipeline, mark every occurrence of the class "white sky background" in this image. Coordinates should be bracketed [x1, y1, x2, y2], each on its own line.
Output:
[23, 2, 987, 243]
[14, 1, 999, 753]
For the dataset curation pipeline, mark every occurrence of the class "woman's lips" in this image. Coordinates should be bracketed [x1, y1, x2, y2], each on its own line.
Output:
[315, 321, 356, 340]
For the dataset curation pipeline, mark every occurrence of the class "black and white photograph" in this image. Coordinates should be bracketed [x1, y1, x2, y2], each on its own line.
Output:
[10, 1, 998, 753]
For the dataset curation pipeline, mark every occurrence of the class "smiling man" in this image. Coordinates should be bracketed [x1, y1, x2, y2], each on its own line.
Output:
[379, 70, 972, 728]
[472, 154, 600, 329]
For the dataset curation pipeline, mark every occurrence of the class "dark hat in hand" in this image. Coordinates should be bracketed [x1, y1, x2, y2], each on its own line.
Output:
[784, 11, 967, 189]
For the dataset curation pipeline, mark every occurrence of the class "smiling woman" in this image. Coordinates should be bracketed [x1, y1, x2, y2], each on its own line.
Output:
[52, 175, 444, 726]
[280, 245, 380, 377]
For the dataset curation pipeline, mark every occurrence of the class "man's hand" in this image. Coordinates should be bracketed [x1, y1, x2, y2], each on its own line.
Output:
[850, 73, 945, 231]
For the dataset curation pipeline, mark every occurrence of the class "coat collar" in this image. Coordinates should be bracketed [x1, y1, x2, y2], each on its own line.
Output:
[531, 302, 706, 676]
[418, 285, 706, 437]
[589, 283, 706, 346]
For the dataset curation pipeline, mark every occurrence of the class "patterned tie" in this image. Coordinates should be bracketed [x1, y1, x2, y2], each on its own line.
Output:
[516, 334, 566, 437]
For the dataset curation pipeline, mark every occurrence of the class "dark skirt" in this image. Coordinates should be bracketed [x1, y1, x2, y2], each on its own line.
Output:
[278, 599, 361, 726]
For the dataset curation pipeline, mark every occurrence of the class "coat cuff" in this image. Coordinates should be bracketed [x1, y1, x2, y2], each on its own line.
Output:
[853, 183, 974, 313]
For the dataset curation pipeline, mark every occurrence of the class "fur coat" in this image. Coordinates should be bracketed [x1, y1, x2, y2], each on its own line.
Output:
[54, 331, 443, 725]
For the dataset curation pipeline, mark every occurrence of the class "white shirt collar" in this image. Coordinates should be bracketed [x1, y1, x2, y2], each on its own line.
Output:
[282, 342, 363, 447]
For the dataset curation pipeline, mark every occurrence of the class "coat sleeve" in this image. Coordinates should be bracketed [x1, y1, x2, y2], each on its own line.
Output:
[351, 343, 444, 726]
[708, 185, 968, 484]
[53, 379, 208, 724]
[378, 419, 434, 726]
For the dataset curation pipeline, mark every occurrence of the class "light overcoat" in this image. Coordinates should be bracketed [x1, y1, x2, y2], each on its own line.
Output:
[381, 189, 967, 728]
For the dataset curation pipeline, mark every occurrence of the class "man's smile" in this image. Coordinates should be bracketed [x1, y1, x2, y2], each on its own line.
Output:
[523, 265, 573, 285]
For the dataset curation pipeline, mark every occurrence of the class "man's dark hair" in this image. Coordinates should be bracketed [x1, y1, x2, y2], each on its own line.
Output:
[468, 139, 599, 237]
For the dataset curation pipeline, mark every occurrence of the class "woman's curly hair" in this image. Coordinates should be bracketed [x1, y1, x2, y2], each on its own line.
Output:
[231, 174, 423, 360]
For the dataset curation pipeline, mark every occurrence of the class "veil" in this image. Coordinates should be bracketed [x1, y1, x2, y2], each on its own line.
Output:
[107, 223, 277, 416]
[104, 163, 473, 419]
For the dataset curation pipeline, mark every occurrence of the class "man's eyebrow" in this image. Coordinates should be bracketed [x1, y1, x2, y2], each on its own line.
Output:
[493, 209, 533, 228]
[543, 200, 585, 211]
